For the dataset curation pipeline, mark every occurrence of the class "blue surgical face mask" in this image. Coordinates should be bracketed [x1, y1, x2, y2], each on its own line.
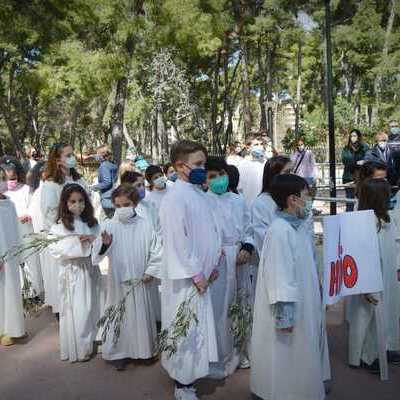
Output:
[251, 145, 265, 159]
[168, 172, 178, 182]
[187, 166, 207, 185]
[95, 155, 104, 162]
[137, 186, 146, 200]
[209, 175, 229, 195]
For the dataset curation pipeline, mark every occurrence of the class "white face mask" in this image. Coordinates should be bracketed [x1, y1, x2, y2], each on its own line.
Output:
[68, 201, 85, 216]
[64, 155, 77, 169]
[115, 206, 136, 223]
[298, 144, 305, 152]
[350, 135, 358, 144]
[153, 176, 167, 190]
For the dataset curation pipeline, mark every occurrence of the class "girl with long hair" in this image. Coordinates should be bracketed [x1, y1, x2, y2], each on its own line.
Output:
[40, 143, 87, 315]
[348, 178, 400, 372]
[49, 183, 100, 362]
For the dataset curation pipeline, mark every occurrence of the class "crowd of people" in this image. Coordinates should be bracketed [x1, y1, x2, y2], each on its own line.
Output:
[0, 132, 399, 400]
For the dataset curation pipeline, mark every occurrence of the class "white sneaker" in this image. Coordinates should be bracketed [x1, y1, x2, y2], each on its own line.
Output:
[239, 357, 251, 369]
[174, 386, 199, 400]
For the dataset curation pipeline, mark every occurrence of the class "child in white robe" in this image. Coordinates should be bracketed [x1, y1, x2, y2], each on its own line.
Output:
[348, 178, 400, 373]
[49, 183, 100, 362]
[120, 170, 162, 322]
[159, 140, 222, 400]
[205, 157, 254, 378]
[251, 174, 326, 400]
[145, 165, 170, 213]
[40, 143, 89, 315]
[226, 164, 255, 369]
[93, 184, 161, 371]
[0, 177, 25, 346]
[1, 156, 43, 297]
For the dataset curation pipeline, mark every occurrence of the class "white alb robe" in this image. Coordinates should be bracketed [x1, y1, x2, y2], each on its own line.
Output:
[348, 215, 400, 366]
[5, 184, 43, 296]
[207, 191, 247, 377]
[0, 198, 25, 337]
[92, 214, 161, 360]
[237, 158, 265, 206]
[137, 197, 162, 322]
[251, 217, 325, 400]
[226, 155, 243, 167]
[40, 178, 88, 313]
[49, 219, 101, 362]
[146, 188, 168, 214]
[159, 179, 221, 385]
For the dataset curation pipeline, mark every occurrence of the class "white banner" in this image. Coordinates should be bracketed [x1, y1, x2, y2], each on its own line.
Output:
[323, 210, 383, 305]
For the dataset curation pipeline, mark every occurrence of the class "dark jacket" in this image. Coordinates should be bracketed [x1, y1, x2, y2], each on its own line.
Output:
[92, 160, 118, 209]
[341, 143, 369, 183]
[365, 145, 398, 185]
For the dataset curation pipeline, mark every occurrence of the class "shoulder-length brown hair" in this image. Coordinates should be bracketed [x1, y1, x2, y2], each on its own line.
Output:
[57, 183, 97, 231]
[358, 178, 391, 231]
[43, 143, 81, 185]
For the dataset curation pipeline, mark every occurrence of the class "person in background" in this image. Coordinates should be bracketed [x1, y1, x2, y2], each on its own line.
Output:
[91, 145, 118, 219]
[0, 176, 25, 347]
[26, 161, 46, 193]
[163, 162, 177, 184]
[251, 156, 292, 255]
[226, 142, 244, 167]
[365, 132, 398, 186]
[290, 138, 317, 188]
[145, 165, 169, 213]
[388, 120, 400, 141]
[250, 174, 326, 400]
[341, 129, 369, 211]
[134, 155, 149, 173]
[117, 160, 135, 184]
[1, 156, 43, 299]
[348, 178, 400, 373]
[238, 136, 266, 205]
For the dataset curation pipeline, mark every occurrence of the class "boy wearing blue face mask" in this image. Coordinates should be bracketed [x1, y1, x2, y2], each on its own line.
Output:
[159, 140, 222, 400]
[205, 157, 255, 378]
[251, 174, 328, 400]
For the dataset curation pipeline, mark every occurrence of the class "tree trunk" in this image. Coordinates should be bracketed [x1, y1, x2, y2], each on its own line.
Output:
[240, 40, 252, 137]
[265, 46, 274, 143]
[294, 39, 302, 137]
[0, 97, 24, 155]
[210, 50, 221, 153]
[257, 38, 267, 132]
[111, 77, 128, 166]
[374, 0, 396, 113]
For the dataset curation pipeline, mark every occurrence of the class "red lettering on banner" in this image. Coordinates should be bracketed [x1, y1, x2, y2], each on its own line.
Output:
[328, 228, 359, 297]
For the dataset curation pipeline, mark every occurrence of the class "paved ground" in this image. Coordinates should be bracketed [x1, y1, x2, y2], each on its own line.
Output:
[1, 304, 399, 400]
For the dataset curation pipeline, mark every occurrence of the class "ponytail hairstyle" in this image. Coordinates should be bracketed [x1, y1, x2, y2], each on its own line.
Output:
[57, 183, 97, 231]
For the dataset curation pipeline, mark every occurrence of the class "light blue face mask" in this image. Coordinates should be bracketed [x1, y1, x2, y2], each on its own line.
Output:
[209, 175, 229, 195]
[251, 145, 265, 159]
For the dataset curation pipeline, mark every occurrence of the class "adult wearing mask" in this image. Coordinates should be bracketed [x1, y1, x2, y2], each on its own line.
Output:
[365, 132, 398, 186]
[342, 129, 369, 211]
[290, 138, 317, 187]
[238, 137, 266, 206]
[92, 145, 118, 219]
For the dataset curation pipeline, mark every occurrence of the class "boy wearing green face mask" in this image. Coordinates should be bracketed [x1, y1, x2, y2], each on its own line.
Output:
[205, 157, 255, 378]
